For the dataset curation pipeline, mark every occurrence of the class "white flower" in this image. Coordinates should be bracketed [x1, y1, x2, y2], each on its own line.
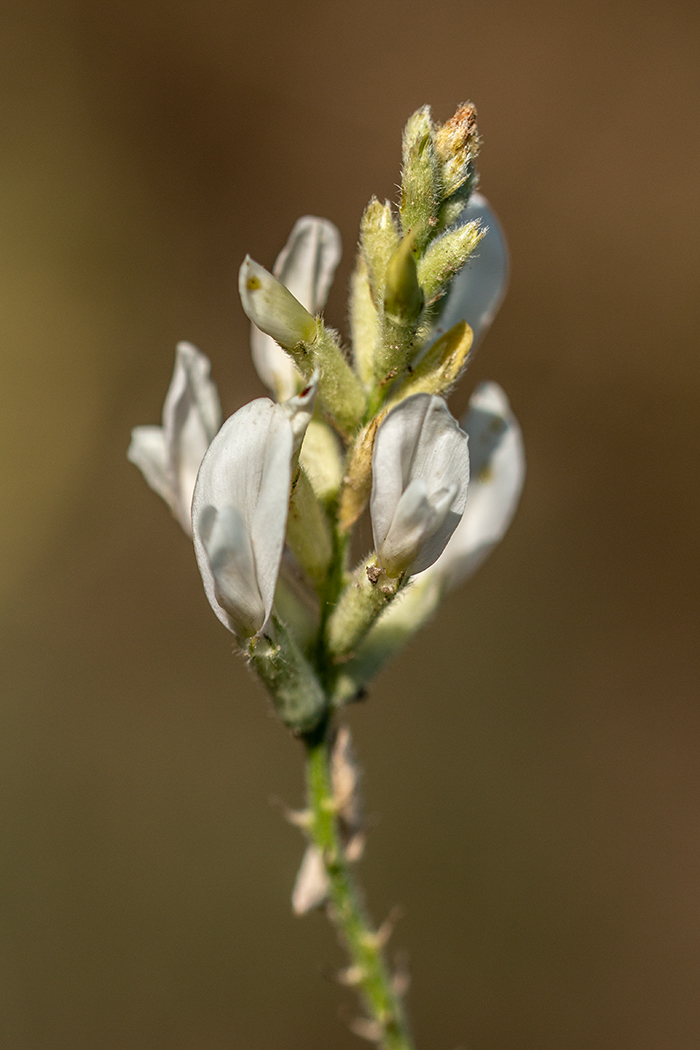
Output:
[425, 381, 525, 589]
[127, 342, 221, 535]
[247, 216, 342, 401]
[430, 193, 508, 349]
[371, 394, 470, 577]
[192, 382, 316, 639]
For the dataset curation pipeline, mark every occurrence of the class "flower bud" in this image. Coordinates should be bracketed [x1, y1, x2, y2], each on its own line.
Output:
[389, 320, 473, 402]
[434, 101, 480, 201]
[383, 233, 423, 325]
[239, 256, 317, 351]
[417, 221, 483, 304]
[429, 194, 509, 351]
[400, 106, 439, 251]
[360, 197, 400, 303]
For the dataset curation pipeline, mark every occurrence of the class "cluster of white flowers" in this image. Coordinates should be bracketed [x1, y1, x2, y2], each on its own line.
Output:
[129, 105, 525, 730]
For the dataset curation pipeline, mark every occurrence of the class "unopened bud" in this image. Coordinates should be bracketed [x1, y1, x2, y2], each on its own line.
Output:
[400, 106, 440, 250]
[434, 101, 480, 199]
[383, 234, 423, 325]
[417, 221, 483, 304]
[360, 197, 400, 303]
[239, 256, 317, 351]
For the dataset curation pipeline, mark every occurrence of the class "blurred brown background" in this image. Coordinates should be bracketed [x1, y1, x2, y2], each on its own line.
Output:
[1, 0, 699, 1047]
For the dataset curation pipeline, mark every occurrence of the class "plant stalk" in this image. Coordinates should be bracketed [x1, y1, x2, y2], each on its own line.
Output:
[303, 724, 414, 1050]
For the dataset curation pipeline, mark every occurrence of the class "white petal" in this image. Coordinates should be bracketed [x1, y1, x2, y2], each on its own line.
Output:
[127, 425, 173, 508]
[371, 394, 470, 576]
[431, 193, 508, 349]
[199, 505, 265, 637]
[428, 382, 525, 589]
[250, 326, 301, 402]
[192, 399, 294, 635]
[274, 216, 342, 315]
[162, 342, 222, 533]
[250, 218, 341, 401]
[379, 477, 459, 578]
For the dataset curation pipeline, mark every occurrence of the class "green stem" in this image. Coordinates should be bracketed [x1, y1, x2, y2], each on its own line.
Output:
[303, 724, 414, 1050]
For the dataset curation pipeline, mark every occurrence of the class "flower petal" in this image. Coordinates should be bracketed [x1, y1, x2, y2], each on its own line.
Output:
[427, 382, 525, 588]
[430, 193, 508, 349]
[198, 505, 266, 637]
[275, 216, 342, 314]
[250, 218, 341, 401]
[371, 394, 470, 576]
[162, 341, 222, 533]
[192, 398, 294, 636]
[127, 425, 172, 507]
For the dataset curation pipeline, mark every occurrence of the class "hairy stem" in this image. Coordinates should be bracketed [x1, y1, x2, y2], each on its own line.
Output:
[303, 724, 414, 1050]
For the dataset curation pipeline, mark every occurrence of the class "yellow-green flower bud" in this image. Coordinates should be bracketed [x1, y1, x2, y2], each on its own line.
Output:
[349, 256, 379, 387]
[383, 233, 423, 325]
[299, 417, 344, 504]
[360, 198, 400, 304]
[400, 106, 440, 251]
[417, 221, 483, 304]
[372, 234, 424, 384]
[239, 256, 317, 350]
[286, 467, 334, 589]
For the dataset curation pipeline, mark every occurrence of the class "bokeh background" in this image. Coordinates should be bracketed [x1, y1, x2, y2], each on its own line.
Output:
[2, 0, 699, 1047]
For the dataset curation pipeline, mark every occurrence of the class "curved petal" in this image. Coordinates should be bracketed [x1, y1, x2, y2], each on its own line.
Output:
[192, 399, 294, 636]
[199, 505, 266, 637]
[163, 341, 222, 532]
[428, 382, 525, 589]
[430, 193, 509, 349]
[274, 216, 342, 314]
[371, 394, 470, 576]
[127, 425, 172, 507]
[250, 218, 341, 401]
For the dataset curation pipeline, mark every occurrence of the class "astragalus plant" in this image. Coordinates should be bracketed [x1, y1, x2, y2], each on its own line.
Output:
[129, 102, 525, 1050]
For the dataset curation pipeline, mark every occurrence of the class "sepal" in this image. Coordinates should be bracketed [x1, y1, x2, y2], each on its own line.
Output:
[248, 616, 327, 733]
